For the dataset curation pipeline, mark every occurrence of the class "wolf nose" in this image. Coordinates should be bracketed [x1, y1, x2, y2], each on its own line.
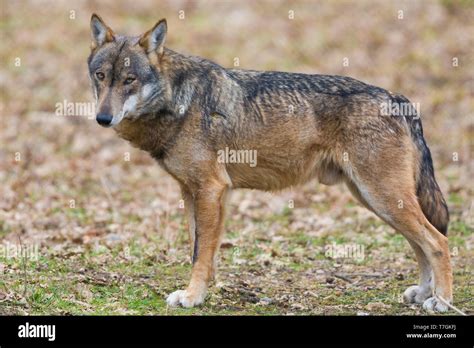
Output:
[96, 113, 113, 127]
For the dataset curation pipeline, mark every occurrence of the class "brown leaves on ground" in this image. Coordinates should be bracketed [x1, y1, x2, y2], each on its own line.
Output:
[0, 0, 473, 315]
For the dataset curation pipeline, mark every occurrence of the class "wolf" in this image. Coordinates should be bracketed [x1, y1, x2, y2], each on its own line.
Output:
[87, 14, 453, 312]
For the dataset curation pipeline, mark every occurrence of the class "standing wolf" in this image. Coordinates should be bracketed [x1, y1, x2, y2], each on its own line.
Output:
[87, 14, 452, 312]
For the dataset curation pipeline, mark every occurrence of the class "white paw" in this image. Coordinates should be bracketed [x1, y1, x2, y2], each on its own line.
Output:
[166, 289, 206, 308]
[422, 297, 449, 313]
[403, 285, 432, 304]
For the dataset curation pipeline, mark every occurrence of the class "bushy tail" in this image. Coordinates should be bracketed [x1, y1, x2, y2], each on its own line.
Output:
[392, 94, 450, 235]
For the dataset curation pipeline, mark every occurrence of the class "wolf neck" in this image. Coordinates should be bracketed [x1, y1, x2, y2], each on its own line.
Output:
[113, 48, 240, 158]
[115, 48, 245, 158]
[163, 48, 244, 117]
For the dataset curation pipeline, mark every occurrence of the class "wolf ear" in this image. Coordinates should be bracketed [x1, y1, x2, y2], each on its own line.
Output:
[139, 19, 167, 55]
[90, 13, 115, 49]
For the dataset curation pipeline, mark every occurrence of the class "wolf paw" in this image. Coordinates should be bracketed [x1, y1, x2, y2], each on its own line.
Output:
[166, 289, 206, 308]
[403, 285, 432, 304]
[422, 297, 450, 312]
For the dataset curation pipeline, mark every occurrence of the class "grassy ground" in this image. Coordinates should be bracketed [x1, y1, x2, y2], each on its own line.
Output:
[0, 0, 473, 315]
[0, 205, 472, 315]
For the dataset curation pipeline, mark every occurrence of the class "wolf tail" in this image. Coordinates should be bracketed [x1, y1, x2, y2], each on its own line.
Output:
[392, 94, 450, 235]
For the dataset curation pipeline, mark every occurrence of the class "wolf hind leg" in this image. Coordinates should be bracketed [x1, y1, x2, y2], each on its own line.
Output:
[346, 178, 432, 304]
[403, 240, 433, 304]
[345, 172, 452, 312]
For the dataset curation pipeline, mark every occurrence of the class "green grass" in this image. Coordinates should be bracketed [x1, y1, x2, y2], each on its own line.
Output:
[0, 210, 471, 316]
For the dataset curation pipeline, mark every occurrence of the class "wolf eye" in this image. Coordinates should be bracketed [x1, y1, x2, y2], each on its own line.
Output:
[95, 72, 105, 80]
[124, 77, 136, 85]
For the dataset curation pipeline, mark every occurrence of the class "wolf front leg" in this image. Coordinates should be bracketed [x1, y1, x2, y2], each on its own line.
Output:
[179, 185, 196, 262]
[167, 180, 229, 308]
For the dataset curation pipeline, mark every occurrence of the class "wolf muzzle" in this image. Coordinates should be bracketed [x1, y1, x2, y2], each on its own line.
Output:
[96, 113, 113, 127]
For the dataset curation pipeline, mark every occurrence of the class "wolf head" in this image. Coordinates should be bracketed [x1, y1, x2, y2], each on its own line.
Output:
[87, 14, 170, 128]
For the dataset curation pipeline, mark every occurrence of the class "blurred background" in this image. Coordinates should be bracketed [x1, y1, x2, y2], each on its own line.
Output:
[0, 0, 472, 315]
